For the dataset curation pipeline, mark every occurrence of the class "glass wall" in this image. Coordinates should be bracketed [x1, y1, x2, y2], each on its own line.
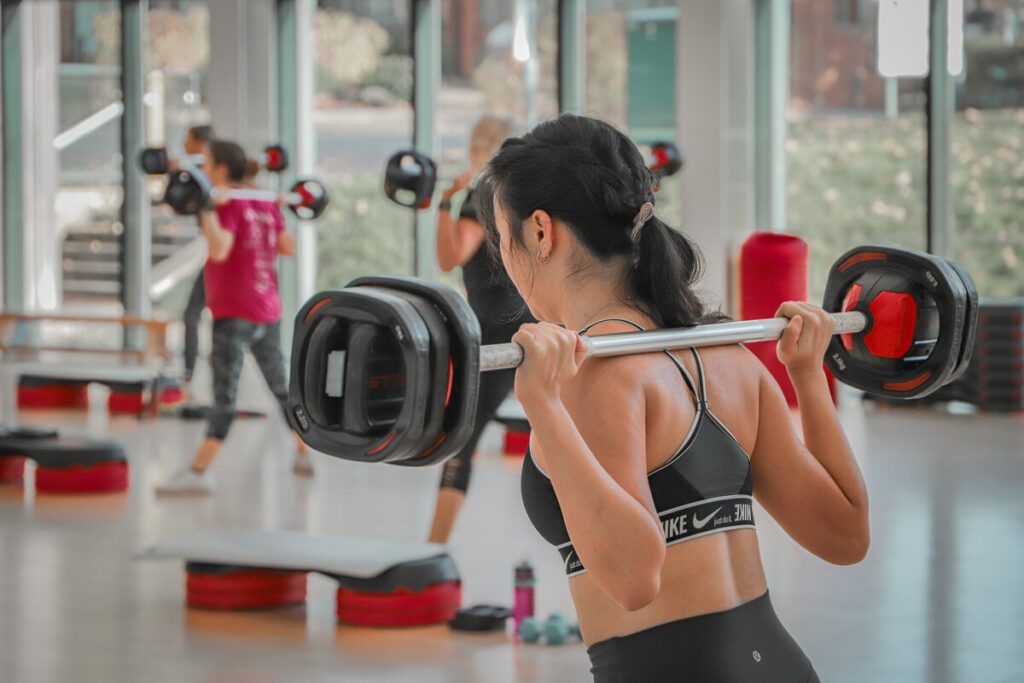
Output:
[951, 2, 1024, 299]
[146, 1, 211, 317]
[585, 1, 683, 230]
[313, 0, 415, 290]
[435, 0, 559, 289]
[787, 0, 929, 299]
[57, 1, 124, 308]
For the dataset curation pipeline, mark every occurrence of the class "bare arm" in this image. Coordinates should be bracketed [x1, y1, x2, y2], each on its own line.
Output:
[516, 325, 666, 610]
[199, 210, 235, 262]
[751, 303, 870, 565]
[277, 229, 297, 257]
[435, 172, 484, 271]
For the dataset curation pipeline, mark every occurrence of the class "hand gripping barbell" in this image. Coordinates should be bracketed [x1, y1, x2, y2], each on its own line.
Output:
[288, 245, 978, 466]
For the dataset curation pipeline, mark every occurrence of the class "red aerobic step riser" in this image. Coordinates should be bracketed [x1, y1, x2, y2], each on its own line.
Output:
[503, 430, 530, 456]
[336, 581, 462, 627]
[186, 569, 308, 610]
[108, 391, 145, 415]
[17, 385, 89, 410]
[0, 457, 27, 484]
[34, 461, 129, 494]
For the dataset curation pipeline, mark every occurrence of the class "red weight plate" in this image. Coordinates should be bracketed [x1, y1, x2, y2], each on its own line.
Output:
[35, 461, 129, 494]
[838, 251, 887, 272]
[0, 457, 27, 484]
[865, 292, 918, 359]
[883, 371, 932, 393]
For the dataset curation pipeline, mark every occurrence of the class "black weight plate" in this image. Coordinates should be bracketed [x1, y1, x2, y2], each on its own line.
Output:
[383, 150, 438, 209]
[288, 288, 432, 463]
[946, 260, 979, 382]
[823, 246, 969, 399]
[348, 276, 481, 467]
[343, 288, 451, 462]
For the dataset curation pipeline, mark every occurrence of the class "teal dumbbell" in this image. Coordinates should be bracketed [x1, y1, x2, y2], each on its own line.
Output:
[544, 614, 571, 645]
[518, 617, 542, 643]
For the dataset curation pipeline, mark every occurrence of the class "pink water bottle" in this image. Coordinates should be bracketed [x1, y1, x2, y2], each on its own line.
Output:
[513, 560, 535, 634]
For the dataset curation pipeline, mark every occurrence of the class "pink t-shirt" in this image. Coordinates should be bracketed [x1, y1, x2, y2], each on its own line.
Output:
[205, 197, 285, 323]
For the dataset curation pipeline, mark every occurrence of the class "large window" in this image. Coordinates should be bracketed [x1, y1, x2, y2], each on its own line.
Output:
[313, 1, 415, 290]
[57, 1, 124, 308]
[951, 3, 1024, 299]
[585, 1, 683, 229]
[788, 0, 928, 299]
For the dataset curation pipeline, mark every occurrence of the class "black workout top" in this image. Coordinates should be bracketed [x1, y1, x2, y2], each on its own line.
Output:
[458, 189, 531, 338]
[520, 319, 755, 577]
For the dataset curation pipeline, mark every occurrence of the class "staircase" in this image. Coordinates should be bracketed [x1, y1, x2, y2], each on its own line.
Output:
[61, 206, 200, 306]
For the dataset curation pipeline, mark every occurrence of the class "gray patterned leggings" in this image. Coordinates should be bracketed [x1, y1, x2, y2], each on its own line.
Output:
[208, 318, 290, 440]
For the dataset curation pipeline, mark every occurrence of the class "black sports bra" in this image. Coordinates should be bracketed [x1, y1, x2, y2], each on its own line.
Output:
[520, 319, 755, 577]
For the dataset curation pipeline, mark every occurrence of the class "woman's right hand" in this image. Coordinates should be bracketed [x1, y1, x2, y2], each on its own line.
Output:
[775, 301, 835, 379]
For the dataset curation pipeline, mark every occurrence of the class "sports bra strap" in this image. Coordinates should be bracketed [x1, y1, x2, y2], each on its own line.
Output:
[577, 318, 707, 411]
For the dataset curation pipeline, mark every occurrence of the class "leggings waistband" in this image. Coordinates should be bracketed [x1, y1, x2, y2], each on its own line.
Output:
[586, 591, 819, 683]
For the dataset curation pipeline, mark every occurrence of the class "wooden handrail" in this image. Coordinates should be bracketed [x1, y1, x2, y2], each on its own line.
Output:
[0, 313, 175, 363]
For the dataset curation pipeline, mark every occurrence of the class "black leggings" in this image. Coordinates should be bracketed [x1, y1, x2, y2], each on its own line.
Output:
[587, 592, 819, 683]
[207, 318, 290, 440]
[183, 270, 206, 381]
[439, 320, 521, 493]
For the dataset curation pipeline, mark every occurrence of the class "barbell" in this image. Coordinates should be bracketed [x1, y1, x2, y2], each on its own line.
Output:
[287, 245, 978, 467]
[382, 143, 685, 211]
[139, 144, 289, 175]
[163, 168, 329, 220]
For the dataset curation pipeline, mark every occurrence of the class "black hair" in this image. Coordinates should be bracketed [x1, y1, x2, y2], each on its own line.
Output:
[187, 125, 215, 144]
[476, 114, 725, 329]
[208, 140, 247, 183]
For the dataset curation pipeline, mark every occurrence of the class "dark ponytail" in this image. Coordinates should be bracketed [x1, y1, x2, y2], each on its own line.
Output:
[477, 114, 725, 328]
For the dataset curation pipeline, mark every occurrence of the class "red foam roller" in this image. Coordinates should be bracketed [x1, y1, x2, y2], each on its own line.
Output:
[35, 460, 129, 494]
[0, 457, 27, 485]
[186, 569, 308, 610]
[336, 581, 461, 627]
[739, 232, 836, 405]
[503, 429, 530, 456]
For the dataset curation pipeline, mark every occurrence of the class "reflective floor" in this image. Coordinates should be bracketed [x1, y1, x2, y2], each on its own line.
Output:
[0, 361, 1022, 682]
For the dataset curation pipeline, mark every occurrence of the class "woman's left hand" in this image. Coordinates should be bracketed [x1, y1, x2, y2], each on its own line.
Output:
[511, 322, 587, 411]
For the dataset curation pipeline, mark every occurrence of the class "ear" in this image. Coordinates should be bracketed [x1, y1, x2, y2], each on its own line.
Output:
[530, 209, 555, 258]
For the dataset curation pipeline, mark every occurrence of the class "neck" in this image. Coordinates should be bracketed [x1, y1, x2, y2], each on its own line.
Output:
[554, 277, 640, 331]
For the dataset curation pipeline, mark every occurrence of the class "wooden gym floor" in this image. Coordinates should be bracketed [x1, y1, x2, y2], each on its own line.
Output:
[1, 359, 1022, 682]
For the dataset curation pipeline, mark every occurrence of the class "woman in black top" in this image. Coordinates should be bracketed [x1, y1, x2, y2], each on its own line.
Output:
[476, 115, 869, 681]
[428, 116, 533, 543]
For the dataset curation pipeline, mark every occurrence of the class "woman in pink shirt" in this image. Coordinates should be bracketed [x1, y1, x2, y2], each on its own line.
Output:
[157, 140, 312, 494]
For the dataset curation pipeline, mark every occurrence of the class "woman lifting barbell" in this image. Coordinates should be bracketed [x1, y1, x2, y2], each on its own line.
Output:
[427, 116, 535, 544]
[474, 115, 868, 681]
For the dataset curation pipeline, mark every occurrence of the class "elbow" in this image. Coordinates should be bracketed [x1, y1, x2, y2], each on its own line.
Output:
[611, 570, 662, 612]
[207, 248, 229, 263]
[436, 253, 457, 272]
[602, 543, 665, 611]
[823, 516, 870, 565]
